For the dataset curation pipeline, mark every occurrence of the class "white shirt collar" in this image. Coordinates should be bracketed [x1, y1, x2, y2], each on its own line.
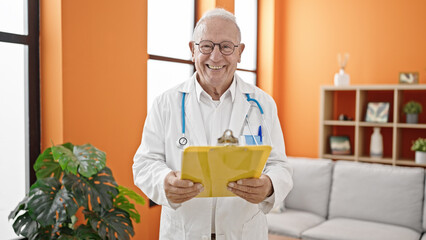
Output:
[195, 77, 236, 103]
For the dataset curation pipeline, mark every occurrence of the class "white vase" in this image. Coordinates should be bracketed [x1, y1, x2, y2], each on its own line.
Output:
[370, 127, 383, 158]
[415, 151, 426, 164]
[334, 69, 350, 86]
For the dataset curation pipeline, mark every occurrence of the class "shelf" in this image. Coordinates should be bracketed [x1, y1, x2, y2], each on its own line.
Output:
[359, 122, 394, 128]
[324, 120, 355, 126]
[319, 84, 426, 168]
[396, 123, 426, 129]
[396, 160, 426, 168]
[323, 154, 355, 161]
[358, 157, 393, 165]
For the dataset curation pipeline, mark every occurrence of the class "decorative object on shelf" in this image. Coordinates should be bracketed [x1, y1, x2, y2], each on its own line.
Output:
[412, 138, 426, 164]
[8, 143, 145, 240]
[330, 136, 351, 155]
[338, 114, 353, 121]
[333, 53, 350, 86]
[365, 102, 390, 123]
[403, 100, 422, 124]
[399, 72, 419, 84]
[370, 127, 383, 158]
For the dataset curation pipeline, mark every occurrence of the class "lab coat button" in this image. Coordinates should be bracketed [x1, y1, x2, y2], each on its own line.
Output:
[201, 235, 209, 240]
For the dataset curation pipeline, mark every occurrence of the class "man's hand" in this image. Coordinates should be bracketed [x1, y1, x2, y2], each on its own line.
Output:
[227, 174, 273, 204]
[164, 171, 204, 203]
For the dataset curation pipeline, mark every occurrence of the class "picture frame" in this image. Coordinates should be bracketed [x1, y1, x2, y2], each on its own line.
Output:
[399, 72, 419, 84]
[329, 136, 351, 155]
[365, 102, 390, 123]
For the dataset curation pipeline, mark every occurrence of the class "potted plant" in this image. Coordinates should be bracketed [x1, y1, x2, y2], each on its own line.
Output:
[8, 143, 145, 240]
[412, 138, 426, 164]
[403, 101, 422, 124]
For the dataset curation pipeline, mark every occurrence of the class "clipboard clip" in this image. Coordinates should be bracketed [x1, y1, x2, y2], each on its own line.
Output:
[217, 129, 239, 146]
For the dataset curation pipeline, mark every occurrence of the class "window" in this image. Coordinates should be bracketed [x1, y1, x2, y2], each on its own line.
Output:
[235, 0, 258, 85]
[147, 0, 195, 111]
[0, 0, 40, 238]
[147, 1, 258, 110]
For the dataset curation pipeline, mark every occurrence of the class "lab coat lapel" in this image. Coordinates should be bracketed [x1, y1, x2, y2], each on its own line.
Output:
[183, 81, 208, 146]
[228, 78, 252, 138]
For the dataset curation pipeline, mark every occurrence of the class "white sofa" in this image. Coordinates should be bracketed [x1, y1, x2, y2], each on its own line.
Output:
[267, 157, 425, 240]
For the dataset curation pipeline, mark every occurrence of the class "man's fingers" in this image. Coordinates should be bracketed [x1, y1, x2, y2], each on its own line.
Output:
[167, 184, 203, 195]
[234, 177, 267, 187]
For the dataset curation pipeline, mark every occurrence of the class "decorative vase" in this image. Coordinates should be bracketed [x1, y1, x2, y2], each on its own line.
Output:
[415, 151, 426, 164]
[334, 69, 350, 86]
[370, 127, 383, 158]
[406, 113, 418, 124]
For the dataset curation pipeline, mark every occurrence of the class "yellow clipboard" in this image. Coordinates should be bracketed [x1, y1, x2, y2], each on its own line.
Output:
[181, 145, 272, 197]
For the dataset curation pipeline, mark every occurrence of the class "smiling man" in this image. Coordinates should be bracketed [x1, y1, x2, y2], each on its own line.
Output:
[133, 8, 293, 240]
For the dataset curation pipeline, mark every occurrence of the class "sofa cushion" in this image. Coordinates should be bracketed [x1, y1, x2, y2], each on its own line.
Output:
[267, 209, 325, 238]
[421, 233, 426, 240]
[284, 157, 333, 218]
[301, 218, 421, 240]
[329, 161, 424, 232]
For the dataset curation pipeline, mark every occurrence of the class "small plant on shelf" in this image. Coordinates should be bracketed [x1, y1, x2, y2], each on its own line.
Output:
[412, 138, 426, 164]
[403, 101, 422, 124]
[404, 101, 422, 114]
[412, 138, 426, 152]
[8, 143, 145, 240]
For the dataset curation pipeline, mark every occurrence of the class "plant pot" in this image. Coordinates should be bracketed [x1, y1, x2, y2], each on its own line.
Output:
[415, 151, 426, 164]
[406, 113, 418, 124]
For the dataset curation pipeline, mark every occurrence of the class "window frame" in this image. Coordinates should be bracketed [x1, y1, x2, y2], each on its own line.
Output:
[0, 0, 40, 186]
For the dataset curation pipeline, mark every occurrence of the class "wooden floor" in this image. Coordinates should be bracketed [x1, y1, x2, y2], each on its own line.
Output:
[268, 234, 300, 240]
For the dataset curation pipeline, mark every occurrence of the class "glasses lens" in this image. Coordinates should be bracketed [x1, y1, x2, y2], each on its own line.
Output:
[220, 41, 235, 55]
[198, 40, 214, 54]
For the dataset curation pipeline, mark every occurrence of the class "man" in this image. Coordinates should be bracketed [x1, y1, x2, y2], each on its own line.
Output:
[133, 8, 292, 240]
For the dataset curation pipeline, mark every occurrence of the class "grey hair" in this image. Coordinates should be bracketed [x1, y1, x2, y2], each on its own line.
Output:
[192, 8, 241, 43]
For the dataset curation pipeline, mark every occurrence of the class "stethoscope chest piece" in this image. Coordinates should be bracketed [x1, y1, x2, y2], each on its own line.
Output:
[176, 135, 189, 149]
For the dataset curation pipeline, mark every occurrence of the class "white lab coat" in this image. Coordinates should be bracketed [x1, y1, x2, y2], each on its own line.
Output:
[133, 73, 293, 240]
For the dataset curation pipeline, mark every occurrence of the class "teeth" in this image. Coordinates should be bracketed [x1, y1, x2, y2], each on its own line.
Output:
[207, 64, 224, 70]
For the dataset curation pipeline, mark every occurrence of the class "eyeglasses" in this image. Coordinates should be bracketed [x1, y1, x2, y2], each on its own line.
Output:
[195, 40, 239, 56]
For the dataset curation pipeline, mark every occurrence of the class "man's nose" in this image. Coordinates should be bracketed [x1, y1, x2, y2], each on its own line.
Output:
[210, 44, 223, 60]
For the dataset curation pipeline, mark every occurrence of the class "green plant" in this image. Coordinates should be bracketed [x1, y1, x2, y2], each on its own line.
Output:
[403, 101, 423, 114]
[9, 143, 145, 240]
[412, 138, 426, 152]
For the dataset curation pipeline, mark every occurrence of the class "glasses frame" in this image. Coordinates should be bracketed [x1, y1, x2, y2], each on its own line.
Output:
[195, 40, 239, 56]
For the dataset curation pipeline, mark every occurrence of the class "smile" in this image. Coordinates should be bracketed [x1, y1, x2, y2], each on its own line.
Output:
[207, 64, 224, 70]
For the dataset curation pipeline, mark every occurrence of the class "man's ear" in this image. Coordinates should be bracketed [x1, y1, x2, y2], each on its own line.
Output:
[237, 43, 245, 63]
[189, 41, 195, 62]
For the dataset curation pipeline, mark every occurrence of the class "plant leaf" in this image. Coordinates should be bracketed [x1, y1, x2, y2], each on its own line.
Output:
[114, 186, 145, 223]
[34, 146, 63, 179]
[52, 143, 107, 178]
[73, 144, 106, 178]
[114, 195, 140, 223]
[85, 208, 134, 240]
[117, 186, 145, 205]
[9, 195, 30, 220]
[27, 177, 79, 226]
[52, 145, 80, 175]
[11, 212, 39, 239]
[74, 225, 102, 240]
[63, 167, 118, 211]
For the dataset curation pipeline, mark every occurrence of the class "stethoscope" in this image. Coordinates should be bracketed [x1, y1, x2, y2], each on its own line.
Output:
[176, 92, 272, 149]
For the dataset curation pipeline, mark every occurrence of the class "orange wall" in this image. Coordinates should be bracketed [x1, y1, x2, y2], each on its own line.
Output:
[40, 0, 161, 239]
[276, 0, 426, 157]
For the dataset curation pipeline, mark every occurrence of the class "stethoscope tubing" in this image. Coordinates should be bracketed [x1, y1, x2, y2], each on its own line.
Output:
[178, 92, 272, 147]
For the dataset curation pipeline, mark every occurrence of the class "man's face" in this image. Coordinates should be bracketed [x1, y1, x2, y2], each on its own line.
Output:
[190, 18, 245, 90]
